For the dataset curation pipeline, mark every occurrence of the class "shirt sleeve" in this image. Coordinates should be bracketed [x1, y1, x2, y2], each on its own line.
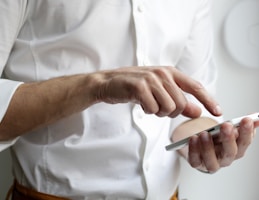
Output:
[0, 81, 21, 151]
[0, 0, 27, 151]
[171, 0, 223, 132]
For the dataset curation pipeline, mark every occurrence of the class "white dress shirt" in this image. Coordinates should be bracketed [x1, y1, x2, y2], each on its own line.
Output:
[0, 0, 219, 199]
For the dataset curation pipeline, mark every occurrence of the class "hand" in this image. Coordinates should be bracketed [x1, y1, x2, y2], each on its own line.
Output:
[188, 117, 258, 173]
[0, 65, 222, 140]
[95, 66, 222, 118]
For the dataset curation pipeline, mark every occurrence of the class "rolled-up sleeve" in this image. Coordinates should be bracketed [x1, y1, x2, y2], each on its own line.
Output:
[0, 0, 27, 151]
[0, 81, 20, 151]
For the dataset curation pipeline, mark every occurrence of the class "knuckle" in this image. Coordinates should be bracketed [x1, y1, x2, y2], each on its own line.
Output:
[206, 165, 219, 173]
[168, 100, 187, 117]
[193, 80, 204, 91]
[191, 81, 206, 96]
[156, 108, 172, 117]
[157, 101, 185, 117]
[235, 152, 245, 159]
[221, 152, 237, 165]
[190, 160, 201, 168]
[188, 154, 202, 168]
[220, 161, 231, 168]
[134, 79, 148, 93]
[226, 152, 237, 159]
[169, 110, 181, 118]
[152, 67, 171, 78]
[239, 140, 251, 148]
[228, 152, 237, 160]
[176, 99, 187, 111]
[145, 106, 159, 115]
[144, 70, 158, 81]
[165, 103, 177, 113]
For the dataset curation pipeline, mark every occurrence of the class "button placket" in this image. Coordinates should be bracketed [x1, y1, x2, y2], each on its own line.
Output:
[132, 0, 148, 66]
[137, 2, 145, 13]
[144, 160, 149, 171]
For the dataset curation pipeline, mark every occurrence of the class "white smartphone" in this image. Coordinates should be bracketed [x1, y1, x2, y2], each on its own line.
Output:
[165, 112, 259, 151]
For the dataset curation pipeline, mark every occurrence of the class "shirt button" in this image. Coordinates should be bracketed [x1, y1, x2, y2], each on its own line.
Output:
[137, 4, 144, 13]
[144, 162, 150, 171]
[143, 59, 150, 66]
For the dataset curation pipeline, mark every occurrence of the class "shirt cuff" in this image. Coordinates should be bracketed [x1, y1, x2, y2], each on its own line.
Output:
[0, 79, 23, 122]
[0, 79, 23, 151]
[0, 137, 19, 152]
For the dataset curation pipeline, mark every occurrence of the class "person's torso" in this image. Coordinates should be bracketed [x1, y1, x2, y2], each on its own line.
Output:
[7, 0, 202, 199]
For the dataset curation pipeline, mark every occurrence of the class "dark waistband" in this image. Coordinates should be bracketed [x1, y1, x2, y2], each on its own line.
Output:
[7, 180, 178, 200]
[7, 180, 70, 200]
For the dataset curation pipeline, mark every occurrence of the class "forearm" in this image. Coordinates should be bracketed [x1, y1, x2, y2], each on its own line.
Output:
[172, 117, 218, 159]
[0, 65, 222, 141]
[0, 74, 100, 140]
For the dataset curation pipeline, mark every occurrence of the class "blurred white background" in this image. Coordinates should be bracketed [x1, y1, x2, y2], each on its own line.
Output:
[0, 0, 259, 199]
[179, 0, 259, 199]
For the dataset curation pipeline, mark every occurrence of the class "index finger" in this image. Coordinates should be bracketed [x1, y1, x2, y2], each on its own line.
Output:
[173, 69, 222, 117]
